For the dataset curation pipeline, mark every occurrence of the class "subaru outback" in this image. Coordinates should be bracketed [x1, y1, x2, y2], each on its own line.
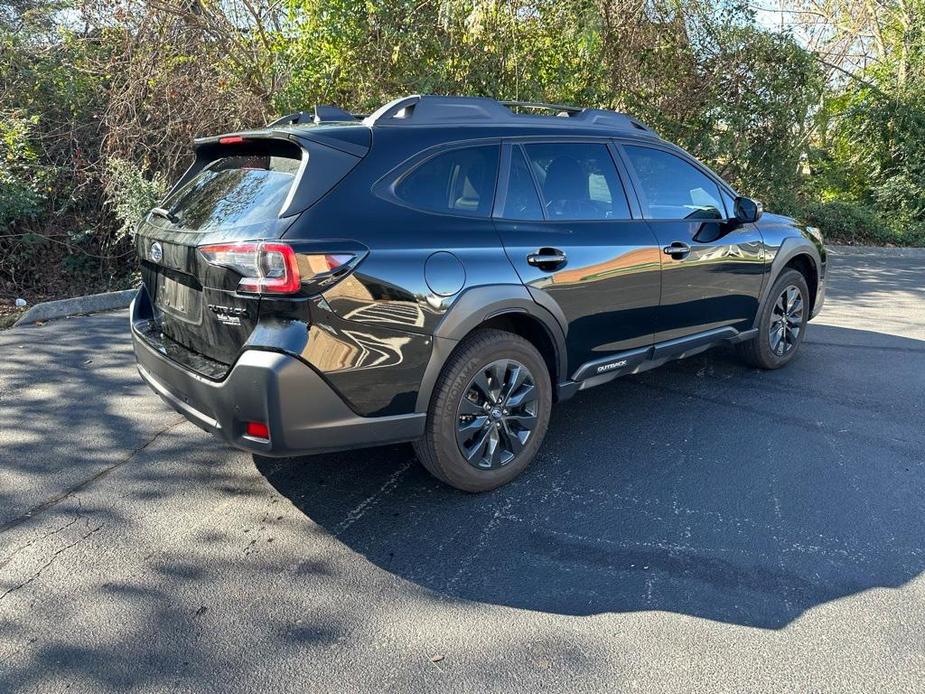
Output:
[131, 95, 826, 492]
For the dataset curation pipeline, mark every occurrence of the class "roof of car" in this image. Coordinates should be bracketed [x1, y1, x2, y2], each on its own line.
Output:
[195, 95, 663, 156]
[358, 95, 658, 135]
[270, 95, 658, 137]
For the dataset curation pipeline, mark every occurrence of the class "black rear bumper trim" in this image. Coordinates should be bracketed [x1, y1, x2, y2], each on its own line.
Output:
[132, 299, 426, 457]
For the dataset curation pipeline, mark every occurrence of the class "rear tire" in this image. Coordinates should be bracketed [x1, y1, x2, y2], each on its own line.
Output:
[413, 329, 552, 492]
[737, 268, 810, 369]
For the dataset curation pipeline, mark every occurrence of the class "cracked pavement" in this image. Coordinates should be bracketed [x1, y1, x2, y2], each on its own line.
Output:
[1, 248, 924, 692]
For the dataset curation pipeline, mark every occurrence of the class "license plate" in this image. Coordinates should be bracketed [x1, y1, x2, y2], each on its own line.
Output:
[155, 274, 202, 323]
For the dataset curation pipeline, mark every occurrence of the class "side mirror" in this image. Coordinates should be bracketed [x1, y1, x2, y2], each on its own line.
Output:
[734, 196, 763, 223]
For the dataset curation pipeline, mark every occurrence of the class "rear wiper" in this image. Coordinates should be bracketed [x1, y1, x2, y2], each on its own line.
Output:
[150, 207, 179, 224]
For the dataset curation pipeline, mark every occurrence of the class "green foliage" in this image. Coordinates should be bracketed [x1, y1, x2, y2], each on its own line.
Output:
[808, 1, 925, 242]
[2, 0, 925, 304]
[104, 158, 167, 239]
[0, 112, 47, 227]
[797, 200, 925, 247]
[694, 27, 823, 210]
[798, 201, 891, 244]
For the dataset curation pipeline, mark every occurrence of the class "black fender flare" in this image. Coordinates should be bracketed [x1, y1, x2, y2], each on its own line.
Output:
[414, 284, 568, 412]
[752, 237, 823, 330]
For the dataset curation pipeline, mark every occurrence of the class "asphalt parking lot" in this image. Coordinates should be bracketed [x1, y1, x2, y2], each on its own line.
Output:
[1, 247, 923, 692]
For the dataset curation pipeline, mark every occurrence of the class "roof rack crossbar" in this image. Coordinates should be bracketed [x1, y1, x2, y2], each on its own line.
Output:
[363, 95, 656, 134]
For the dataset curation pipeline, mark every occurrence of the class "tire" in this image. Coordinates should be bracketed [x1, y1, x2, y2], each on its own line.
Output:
[736, 268, 810, 369]
[413, 329, 552, 492]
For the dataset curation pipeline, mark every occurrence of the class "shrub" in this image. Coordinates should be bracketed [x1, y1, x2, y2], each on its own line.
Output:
[0, 113, 48, 228]
[104, 157, 167, 239]
[797, 200, 925, 247]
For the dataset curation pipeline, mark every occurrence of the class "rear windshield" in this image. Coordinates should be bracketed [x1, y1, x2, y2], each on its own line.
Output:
[157, 151, 302, 232]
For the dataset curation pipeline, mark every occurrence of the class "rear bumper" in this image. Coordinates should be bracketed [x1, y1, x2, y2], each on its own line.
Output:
[130, 294, 425, 457]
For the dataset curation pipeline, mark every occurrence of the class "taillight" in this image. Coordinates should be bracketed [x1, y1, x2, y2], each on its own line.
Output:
[198, 241, 355, 295]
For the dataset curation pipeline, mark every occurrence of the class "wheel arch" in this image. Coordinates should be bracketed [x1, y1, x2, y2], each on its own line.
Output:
[753, 237, 822, 330]
[414, 285, 568, 412]
[782, 253, 819, 314]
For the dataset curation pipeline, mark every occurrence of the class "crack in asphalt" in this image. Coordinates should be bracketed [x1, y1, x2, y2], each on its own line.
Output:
[0, 499, 84, 570]
[0, 500, 104, 604]
[0, 417, 186, 536]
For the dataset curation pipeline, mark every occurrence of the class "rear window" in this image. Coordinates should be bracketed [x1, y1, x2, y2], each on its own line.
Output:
[158, 151, 302, 232]
[395, 145, 499, 217]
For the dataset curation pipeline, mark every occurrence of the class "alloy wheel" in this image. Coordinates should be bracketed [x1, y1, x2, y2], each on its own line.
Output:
[769, 284, 804, 356]
[455, 359, 538, 470]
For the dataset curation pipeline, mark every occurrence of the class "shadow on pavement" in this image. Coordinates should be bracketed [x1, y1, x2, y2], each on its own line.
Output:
[255, 324, 925, 629]
[0, 314, 184, 529]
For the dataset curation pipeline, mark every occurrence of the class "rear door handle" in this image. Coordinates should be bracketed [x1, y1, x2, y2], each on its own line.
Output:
[527, 249, 567, 269]
[663, 242, 691, 259]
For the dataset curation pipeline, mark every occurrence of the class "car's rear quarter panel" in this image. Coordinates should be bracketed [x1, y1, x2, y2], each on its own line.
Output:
[277, 129, 522, 417]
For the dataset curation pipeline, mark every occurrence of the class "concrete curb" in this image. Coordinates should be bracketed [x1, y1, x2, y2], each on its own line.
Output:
[13, 289, 137, 327]
[827, 244, 925, 257]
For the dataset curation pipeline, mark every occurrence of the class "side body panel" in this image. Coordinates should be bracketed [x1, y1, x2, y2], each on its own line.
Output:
[613, 141, 767, 343]
[492, 140, 662, 376]
[644, 219, 766, 342]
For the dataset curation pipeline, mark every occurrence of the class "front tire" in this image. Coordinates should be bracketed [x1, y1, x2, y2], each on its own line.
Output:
[737, 268, 810, 369]
[413, 329, 552, 492]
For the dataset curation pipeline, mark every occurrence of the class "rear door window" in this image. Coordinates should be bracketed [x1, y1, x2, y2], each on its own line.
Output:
[523, 143, 631, 221]
[622, 145, 724, 220]
[159, 152, 302, 232]
[500, 146, 544, 220]
[395, 145, 499, 217]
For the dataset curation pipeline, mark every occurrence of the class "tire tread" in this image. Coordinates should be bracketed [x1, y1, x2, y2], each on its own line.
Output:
[413, 328, 551, 492]
[736, 268, 809, 369]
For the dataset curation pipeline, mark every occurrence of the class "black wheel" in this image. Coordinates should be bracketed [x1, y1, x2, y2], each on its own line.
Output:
[413, 329, 552, 492]
[737, 268, 810, 369]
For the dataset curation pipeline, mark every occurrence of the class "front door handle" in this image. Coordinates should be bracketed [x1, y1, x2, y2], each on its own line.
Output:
[527, 248, 567, 269]
[663, 242, 691, 259]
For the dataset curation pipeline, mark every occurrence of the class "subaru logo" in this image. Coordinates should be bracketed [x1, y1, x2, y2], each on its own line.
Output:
[150, 241, 163, 263]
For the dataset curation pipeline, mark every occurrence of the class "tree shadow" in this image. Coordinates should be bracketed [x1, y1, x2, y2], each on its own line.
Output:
[254, 323, 925, 629]
[824, 251, 925, 308]
[0, 312, 185, 528]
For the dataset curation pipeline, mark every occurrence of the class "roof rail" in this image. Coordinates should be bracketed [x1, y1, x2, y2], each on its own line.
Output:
[500, 100, 582, 115]
[362, 94, 656, 135]
[570, 109, 654, 133]
[362, 95, 511, 127]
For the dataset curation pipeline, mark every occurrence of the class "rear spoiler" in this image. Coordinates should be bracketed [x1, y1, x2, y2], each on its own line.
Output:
[164, 128, 370, 218]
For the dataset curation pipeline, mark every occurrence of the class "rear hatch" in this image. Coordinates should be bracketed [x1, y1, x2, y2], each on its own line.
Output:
[134, 128, 367, 369]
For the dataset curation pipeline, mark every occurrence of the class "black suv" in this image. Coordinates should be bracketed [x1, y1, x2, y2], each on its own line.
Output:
[131, 95, 826, 491]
